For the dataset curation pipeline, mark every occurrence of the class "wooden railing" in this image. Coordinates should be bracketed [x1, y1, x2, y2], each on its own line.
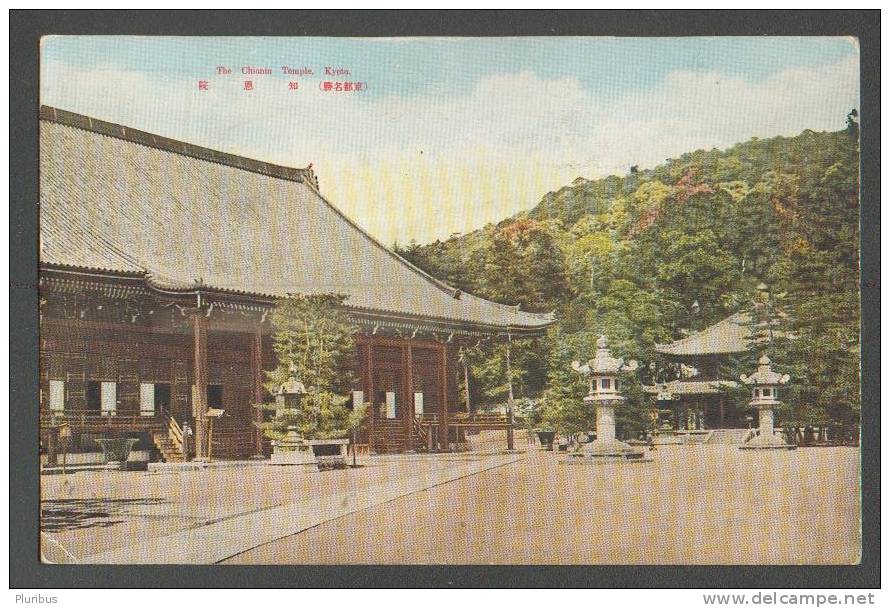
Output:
[418, 412, 509, 425]
[162, 408, 184, 454]
[412, 415, 428, 445]
[450, 412, 511, 428]
[39, 410, 165, 430]
[363, 411, 514, 452]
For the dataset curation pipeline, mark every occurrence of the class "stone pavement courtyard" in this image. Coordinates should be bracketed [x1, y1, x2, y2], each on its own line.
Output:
[40, 445, 860, 565]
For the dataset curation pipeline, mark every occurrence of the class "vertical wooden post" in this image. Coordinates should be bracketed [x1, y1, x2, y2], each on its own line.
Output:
[402, 343, 414, 452]
[719, 395, 725, 428]
[438, 343, 450, 450]
[192, 313, 209, 460]
[366, 342, 376, 455]
[505, 337, 515, 451]
[46, 428, 58, 468]
[460, 345, 472, 413]
[207, 417, 214, 463]
[251, 325, 264, 457]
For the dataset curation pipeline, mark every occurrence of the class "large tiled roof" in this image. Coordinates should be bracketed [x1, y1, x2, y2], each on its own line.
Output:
[655, 312, 752, 356]
[39, 106, 554, 334]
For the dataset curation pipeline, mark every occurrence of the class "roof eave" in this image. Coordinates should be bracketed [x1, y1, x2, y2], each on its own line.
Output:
[40, 264, 553, 337]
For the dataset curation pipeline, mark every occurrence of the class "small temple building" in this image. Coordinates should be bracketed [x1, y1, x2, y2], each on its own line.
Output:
[643, 312, 753, 430]
[38, 106, 554, 462]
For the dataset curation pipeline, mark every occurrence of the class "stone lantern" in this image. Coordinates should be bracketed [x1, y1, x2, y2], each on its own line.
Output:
[739, 355, 796, 450]
[269, 363, 314, 465]
[568, 335, 648, 462]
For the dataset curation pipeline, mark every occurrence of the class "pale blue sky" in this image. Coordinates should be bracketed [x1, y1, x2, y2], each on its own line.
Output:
[41, 36, 859, 244]
[42, 36, 857, 100]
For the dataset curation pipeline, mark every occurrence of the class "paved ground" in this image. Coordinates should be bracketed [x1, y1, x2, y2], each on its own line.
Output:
[224, 446, 861, 565]
[39, 451, 521, 563]
[41, 444, 860, 565]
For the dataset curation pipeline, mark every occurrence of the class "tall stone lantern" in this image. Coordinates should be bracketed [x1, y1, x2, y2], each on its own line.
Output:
[569, 335, 648, 462]
[739, 355, 796, 450]
[269, 363, 314, 465]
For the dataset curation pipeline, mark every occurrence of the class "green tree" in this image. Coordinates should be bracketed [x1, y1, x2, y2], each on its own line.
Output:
[256, 294, 364, 440]
[538, 329, 594, 440]
[396, 115, 860, 433]
[472, 219, 572, 314]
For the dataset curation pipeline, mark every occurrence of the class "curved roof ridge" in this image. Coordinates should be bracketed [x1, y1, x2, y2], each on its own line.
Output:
[39, 105, 317, 186]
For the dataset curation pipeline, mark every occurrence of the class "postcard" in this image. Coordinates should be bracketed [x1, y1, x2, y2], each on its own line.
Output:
[36, 34, 861, 566]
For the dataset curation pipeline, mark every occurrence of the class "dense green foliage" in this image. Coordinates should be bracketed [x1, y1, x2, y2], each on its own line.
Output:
[396, 114, 861, 435]
[257, 294, 366, 440]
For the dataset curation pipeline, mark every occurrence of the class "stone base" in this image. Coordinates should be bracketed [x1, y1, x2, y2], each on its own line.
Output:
[651, 435, 683, 446]
[269, 448, 315, 465]
[563, 453, 653, 464]
[580, 438, 647, 458]
[739, 433, 797, 450]
[563, 439, 652, 463]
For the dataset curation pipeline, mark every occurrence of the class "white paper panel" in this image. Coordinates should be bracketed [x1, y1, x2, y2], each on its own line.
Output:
[385, 391, 396, 419]
[414, 392, 424, 415]
[49, 380, 65, 411]
[140, 383, 155, 416]
[101, 381, 117, 414]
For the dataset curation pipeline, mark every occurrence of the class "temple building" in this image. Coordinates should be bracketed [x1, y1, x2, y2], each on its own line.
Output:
[644, 312, 753, 430]
[38, 106, 553, 461]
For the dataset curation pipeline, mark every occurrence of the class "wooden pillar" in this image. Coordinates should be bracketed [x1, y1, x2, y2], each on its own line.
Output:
[45, 427, 58, 467]
[402, 343, 414, 452]
[250, 325, 264, 457]
[505, 338, 515, 451]
[463, 354, 472, 412]
[438, 343, 449, 450]
[192, 313, 209, 460]
[365, 342, 376, 454]
[719, 395, 725, 428]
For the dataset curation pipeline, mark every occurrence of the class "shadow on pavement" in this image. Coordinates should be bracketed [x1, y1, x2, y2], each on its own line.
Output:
[41, 498, 168, 532]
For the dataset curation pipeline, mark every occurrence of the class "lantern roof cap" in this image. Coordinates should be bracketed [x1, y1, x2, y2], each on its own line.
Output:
[279, 377, 307, 395]
[740, 355, 790, 385]
[572, 335, 638, 376]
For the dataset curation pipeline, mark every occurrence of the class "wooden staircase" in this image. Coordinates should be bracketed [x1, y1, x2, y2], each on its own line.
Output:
[151, 410, 185, 463]
[149, 413, 264, 461]
[151, 431, 185, 462]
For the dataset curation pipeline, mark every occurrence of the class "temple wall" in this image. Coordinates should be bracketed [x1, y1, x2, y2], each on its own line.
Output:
[39, 322, 262, 423]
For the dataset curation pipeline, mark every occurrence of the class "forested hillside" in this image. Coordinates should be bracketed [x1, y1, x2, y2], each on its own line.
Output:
[395, 112, 861, 433]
